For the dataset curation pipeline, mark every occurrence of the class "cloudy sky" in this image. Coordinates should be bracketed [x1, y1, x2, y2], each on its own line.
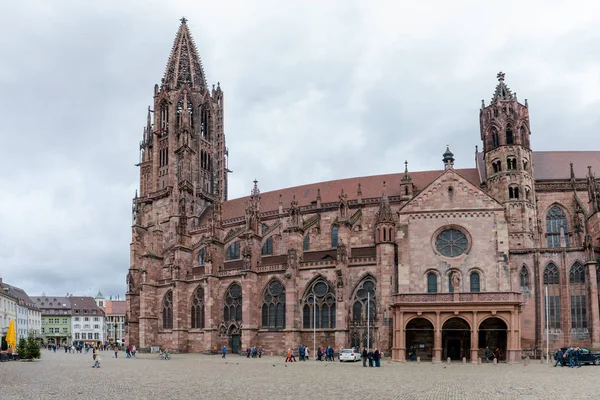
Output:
[1, 0, 599, 298]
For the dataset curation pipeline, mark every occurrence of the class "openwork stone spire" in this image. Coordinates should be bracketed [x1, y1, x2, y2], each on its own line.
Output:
[490, 71, 514, 103]
[375, 181, 394, 224]
[162, 17, 208, 90]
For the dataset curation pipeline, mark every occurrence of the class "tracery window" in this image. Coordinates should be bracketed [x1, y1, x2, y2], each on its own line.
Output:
[470, 272, 481, 293]
[225, 241, 240, 260]
[546, 206, 569, 248]
[507, 157, 517, 170]
[509, 185, 519, 199]
[198, 248, 206, 266]
[261, 281, 285, 329]
[302, 279, 336, 329]
[435, 228, 468, 257]
[543, 263, 561, 330]
[506, 124, 514, 145]
[570, 262, 588, 333]
[351, 278, 376, 323]
[224, 284, 242, 323]
[261, 237, 273, 256]
[491, 128, 499, 149]
[331, 225, 338, 249]
[160, 101, 169, 134]
[162, 291, 173, 329]
[520, 265, 529, 291]
[427, 273, 438, 293]
[191, 287, 204, 329]
[303, 234, 309, 251]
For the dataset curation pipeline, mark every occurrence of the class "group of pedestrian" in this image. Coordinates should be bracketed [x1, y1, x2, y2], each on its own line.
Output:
[361, 348, 381, 367]
[245, 346, 263, 358]
[554, 347, 582, 368]
[317, 346, 335, 361]
[484, 346, 502, 363]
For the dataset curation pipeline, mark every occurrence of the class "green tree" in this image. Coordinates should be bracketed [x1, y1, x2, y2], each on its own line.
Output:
[25, 334, 41, 360]
[17, 337, 27, 359]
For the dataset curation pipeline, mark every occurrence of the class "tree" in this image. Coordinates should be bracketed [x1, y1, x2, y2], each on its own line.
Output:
[17, 334, 41, 360]
[17, 337, 27, 359]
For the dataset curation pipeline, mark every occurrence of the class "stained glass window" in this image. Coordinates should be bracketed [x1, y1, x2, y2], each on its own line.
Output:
[570, 262, 588, 332]
[331, 226, 339, 249]
[198, 248, 206, 266]
[261, 237, 273, 255]
[191, 287, 204, 329]
[226, 241, 240, 260]
[544, 263, 561, 330]
[262, 281, 285, 329]
[435, 229, 468, 257]
[302, 279, 336, 329]
[303, 235, 309, 251]
[351, 278, 376, 323]
[162, 291, 173, 329]
[546, 206, 569, 248]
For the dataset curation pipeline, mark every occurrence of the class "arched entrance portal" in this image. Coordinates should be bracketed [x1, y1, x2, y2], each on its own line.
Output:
[478, 317, 507, 362]
[442, 318, 471, 361]
[405, 318, 434, 361]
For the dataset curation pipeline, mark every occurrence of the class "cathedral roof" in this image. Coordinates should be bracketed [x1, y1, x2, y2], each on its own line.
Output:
[476, 151, 600, 183]
[162, 18, 207, 90]
[220, 168, 480, 221]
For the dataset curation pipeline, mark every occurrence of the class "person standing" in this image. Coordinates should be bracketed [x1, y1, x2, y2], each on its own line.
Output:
[222, 346, 227, 359]
[304, 346, 308, 360]
[374, 348, 381, 367]
[368, 349, 374, 367]
[494, 348, 500, 362]
[113, 344, 119, 359]
[132, 344, 137, 358]
[362, 348, 368, 367]
[574, 347, 581, 368]
[485, 346, 491, 363]
[92, 347, 100, 368]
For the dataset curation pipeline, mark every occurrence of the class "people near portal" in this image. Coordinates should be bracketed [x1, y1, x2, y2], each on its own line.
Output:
[258, 347, 263, 358]
[326, 346, 334, 361]
[317, 347, 323, 361]
[485, 346, 491, 363]
[494, 348, 500, 361]
[374, 348, 381, 367]
[553, 348, 564, 367]
[246, 347, 251, 358]
[222, 346, 227, 359]
[303, 346, 307, 360]
[362, 348, 368, 367]
[298, 345, 304, 361]
[410, 345, 417, 361]
[368, 348, 374, 367]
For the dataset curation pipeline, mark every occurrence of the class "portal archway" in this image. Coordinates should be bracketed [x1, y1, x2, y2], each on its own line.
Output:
[442, 317, 471, 360]
[405, 318, 434, 361]
[478, 317, 507, 362]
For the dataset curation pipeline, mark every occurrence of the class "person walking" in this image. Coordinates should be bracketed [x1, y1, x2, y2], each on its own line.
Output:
[574, 347, 581, 368]
[222, 346, 227, 359]
[285, 348, 292, 362]
[92, 347, 100, 368]
[362, 348, 368, 367]
[303, 346, 308, 360]
[113, 344, 119, 359]
[485, 346, 491, 363]
[554, 349, 564, 367]
[132, 344, 137, 358]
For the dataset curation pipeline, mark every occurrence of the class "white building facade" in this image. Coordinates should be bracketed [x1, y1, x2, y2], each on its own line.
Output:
[1, 279, 18, 339]
[70, 297, 105, 346]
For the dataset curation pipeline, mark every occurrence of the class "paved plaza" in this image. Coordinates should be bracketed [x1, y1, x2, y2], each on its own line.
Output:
[1, 350, 598, 399]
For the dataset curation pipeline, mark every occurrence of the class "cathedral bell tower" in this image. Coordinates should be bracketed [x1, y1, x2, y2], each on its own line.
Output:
[480, 72, 537, 248]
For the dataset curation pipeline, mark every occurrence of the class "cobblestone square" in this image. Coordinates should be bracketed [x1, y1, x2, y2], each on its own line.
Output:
[1, 350, 599, 400]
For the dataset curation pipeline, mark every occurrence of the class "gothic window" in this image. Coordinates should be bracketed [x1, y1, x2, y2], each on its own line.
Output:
[160, 102, 169, 134]
[201, 108, 210, 141]
[223, 284, 242, 323]
[351, 278, 376, 323]
[546, 206, 569, 248]
[191, 287, 204, 329]
[492, 161, 499, 174]
[261, 237, 273, 256]
[521, 126, 529, 147]
[506, 124, 514, 144]
[302, 279, 336, 329]
[470, 272, 480, 293]
[435, 228, 468, 257]
[570, 262, 588, 332]
[162, 291, 173, 329]
[491, 128, 499, 149]
[261, 223, 269, 235]
[261, 281, 285, 329]
[198, 248, 206, 266]
[509, 186, 519, 199]
[225, 241, 240, 260]
[523, 159, 529, 172]
[543, 263, 561, 330]
[188, 101, 194, 131]
[525, 187, 531, 201]
[427, 273, 437, 293]
[448, 274, 454, 293]
[176, 100, 183, 126]
[331, 225, 339, 249]
[520, 265, 530, 291]
[303, 234, 309, 251]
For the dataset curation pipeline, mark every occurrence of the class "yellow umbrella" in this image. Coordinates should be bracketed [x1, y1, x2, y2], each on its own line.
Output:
[6, 320, 16, 350]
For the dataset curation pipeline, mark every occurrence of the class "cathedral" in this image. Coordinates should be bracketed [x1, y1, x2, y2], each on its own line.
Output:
[126, 19, 600, 362]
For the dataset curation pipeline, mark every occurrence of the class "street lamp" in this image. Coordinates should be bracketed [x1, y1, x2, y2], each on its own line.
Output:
[114, 321, 118, 345]
[308, 294, 316, 361]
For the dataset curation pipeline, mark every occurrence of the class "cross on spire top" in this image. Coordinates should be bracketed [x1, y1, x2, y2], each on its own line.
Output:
[180, 17, 187, 24]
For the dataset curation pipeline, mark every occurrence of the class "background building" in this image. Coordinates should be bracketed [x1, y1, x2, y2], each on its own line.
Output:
[33, 296, 72, 346]
[105, 299, 126, 345]
[2, 283, 38, 342]
[0, 278, 17, 342]
[70, 296, 105, 347]
[126, 20, 600, 361]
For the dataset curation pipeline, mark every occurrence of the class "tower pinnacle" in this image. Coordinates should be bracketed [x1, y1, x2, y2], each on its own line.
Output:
[162, 18, 207, 90]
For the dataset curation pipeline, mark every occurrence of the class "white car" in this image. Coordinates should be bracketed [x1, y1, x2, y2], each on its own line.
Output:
[339, 349, 361, 362]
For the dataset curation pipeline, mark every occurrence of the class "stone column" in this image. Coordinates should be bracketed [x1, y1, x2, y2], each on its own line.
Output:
[398, 311, 406, 362]
[204, 276, 219, 353]
[241, 271, 258, 350]
[587, 261, 600, 347]
[433, 312, 442, 362]
[470, 311, 478, 363]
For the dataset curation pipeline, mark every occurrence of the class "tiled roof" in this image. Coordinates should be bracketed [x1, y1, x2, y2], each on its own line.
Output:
[32, 296, 72, 310]
[476, 151, 600, 183]
[106, 300, 126, 315]
[70, 296, 105, 315]
[2, 283, 34, 307]
[220, 168, 480, 221]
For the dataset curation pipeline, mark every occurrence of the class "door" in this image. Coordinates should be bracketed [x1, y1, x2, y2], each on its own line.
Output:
[230, 335, 240, 354]
[448, 339, 461, 360]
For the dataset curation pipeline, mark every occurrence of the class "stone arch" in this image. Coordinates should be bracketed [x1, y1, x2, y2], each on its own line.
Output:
[404, 314, 436, 328]
[478, 316, 508, 361]
[350, 276, 376, 324]
[440, 314, 472, 330]
[300, 273, 334, 300]
[190, 284, 205, 329]
[442, 316, 472, 360]
[349, 272, 377, 299]
[405, 317, 435, 361]
[302, 276, 336, 329]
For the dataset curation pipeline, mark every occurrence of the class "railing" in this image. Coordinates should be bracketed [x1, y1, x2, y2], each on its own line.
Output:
[394, 292, 522, 303]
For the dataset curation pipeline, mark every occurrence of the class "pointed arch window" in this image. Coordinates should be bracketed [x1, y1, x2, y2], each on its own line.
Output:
[226, 241, 240, 260]
[520, 265, 530, 291]
[543, 263, 561, 330]
[160, 101, 169, 134]
[570, 262, 588, 335]
[470, 272, 480, 293]
[176, 100, 183, 126]
[303, 234, 309, 251]
[351, 278, 376, 323]
[491, 128, 499, 149]
[191, 287, 204, 329]
[302, 279, 336, 329]
[506, 124, 514, 145]
[331, 225, 339, 249]
[187, 101, 194, 131]
[162, 291, 173, 329]
[546, 206, 568, 248]
[224, 284, 242, 323]
[198, 248, 206, 266]
[427, 273, 438, 293]
[261, 237, 273, 256]
[261, 281, 285, 329]
[509, 185, 519, 199]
